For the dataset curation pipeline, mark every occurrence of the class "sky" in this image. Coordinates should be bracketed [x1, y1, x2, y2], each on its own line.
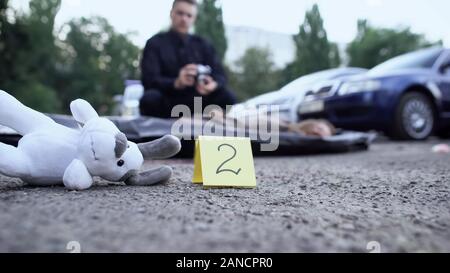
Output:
[10, 0, 450, 47]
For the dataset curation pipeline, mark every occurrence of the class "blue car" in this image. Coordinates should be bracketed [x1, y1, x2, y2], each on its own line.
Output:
[299, 47, 450, 140]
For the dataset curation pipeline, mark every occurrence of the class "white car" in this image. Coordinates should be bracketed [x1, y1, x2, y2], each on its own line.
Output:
[117, 68, 367, 120]
[229, 67, 368, 122]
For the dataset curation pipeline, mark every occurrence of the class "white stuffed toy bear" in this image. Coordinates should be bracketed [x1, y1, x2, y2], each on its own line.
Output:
[0, 90, 181, 190]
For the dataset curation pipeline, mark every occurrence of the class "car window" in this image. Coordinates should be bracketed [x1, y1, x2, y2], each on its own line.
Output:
[279, 71, 334, 92]
[444, 54, 450, 76]
[446, 68, 450, 77]
[279, 68, 366, 93]
[370, 47, 444, 74]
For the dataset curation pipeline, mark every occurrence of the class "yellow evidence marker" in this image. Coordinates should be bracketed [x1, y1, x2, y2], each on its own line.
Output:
[192, 136, 257, 188]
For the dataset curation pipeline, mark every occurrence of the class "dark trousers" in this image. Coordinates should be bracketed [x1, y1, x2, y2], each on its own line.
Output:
[139, 88, 237, 118]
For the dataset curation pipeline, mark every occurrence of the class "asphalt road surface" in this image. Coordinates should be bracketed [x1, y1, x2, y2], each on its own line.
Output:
[1, 140, 449, 253]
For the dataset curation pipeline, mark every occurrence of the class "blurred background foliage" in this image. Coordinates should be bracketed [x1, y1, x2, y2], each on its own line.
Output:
[0, 0, 441, 113]
[0, 0, 139, 114]
[347, 19, 441, 69]
[194, 0, 227, 62]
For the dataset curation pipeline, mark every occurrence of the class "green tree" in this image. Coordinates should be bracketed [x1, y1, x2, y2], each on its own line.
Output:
[0, 0, 62, 112]
[329, 42, 341, 68]
[195, 0, 227, 61]
[347, 20, 440, 68]
[230, 47, 280, 101]
[283, 4, 340, 84]
[13, 82, 62, 113]
[1, 1, 140, 114]
[59, 17, 140, 114]
[24, 0, 61, 85]
[0, 0, 22, 88]
[1, 0, 30, 88]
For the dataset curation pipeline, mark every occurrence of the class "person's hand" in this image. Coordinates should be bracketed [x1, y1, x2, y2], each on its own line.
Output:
[308, 123, 333, 137]
[174, 64, 197, 89]
[196, 75, 218, 96]
[288, 120, 334, 137]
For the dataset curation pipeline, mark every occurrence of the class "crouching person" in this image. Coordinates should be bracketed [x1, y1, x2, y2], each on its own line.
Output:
[139, 0, 237, 118]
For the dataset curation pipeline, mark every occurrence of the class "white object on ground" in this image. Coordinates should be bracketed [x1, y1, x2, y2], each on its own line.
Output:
[431, 144, 450, 154]
[0, 90, 181, 190]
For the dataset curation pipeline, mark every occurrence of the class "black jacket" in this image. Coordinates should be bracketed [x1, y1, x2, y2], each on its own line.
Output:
[141, 30, 227, 96]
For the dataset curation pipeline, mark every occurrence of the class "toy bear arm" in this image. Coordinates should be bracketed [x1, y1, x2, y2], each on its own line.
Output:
[63, 159, 93, 190]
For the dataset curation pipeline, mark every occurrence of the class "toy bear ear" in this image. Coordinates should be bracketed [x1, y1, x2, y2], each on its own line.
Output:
[70, 99, 99, 126]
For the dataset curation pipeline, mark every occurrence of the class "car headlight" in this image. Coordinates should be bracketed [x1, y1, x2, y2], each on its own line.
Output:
[338, 80, 381, 96]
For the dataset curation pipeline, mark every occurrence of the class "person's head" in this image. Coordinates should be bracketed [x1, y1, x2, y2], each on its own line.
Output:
[170, 0, 198, 34]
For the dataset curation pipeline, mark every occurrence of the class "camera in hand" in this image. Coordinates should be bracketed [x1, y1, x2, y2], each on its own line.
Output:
[196, 65, 212, 84]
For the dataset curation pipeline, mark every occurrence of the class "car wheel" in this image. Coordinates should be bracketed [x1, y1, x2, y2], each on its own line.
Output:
[391, 92, 435, 140]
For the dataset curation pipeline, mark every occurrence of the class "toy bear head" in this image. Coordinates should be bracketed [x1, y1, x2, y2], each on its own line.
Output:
[68, 99, 180, 187]
[76, 117, 144, 182]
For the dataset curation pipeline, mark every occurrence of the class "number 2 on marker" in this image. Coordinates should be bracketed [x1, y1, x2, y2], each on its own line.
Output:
[216, 144, 242, 175]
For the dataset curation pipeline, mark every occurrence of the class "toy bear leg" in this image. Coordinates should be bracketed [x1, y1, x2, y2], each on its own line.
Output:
[0, 90, 56, 135]
[0, 142, 30, 178]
